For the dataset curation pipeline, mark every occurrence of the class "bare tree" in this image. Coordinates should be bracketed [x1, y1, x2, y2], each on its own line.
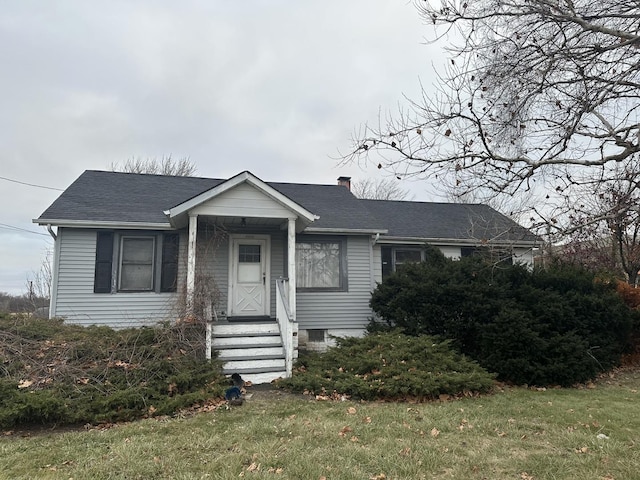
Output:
[559, 165, 640, 284]
[111, 155, 197, 176]
[351, 177, 414, 200]
[26, 248, 53, 313]
[345, 0, 640, 235]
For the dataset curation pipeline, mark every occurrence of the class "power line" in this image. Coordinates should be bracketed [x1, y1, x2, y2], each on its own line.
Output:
[0, 222, 51, 237]
[0, 175, 63, 191]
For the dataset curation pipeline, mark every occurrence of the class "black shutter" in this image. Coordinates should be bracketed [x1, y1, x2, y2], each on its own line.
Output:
[94, 231, 114, 293]
[161, 233, 179, 292]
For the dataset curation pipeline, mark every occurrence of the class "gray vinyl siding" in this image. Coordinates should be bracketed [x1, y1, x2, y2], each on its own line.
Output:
[52, 228, 179, 327]
[372, 244, 382, 285]
[197, 229, 230, 317]
[296, 235, 374, 330]
[269, 232, 286, 316]
[197, 227, 286, 318]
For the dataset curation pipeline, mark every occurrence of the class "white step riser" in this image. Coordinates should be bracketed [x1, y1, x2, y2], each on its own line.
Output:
[213, 336, 281, 347]
[223, 358, 285, 371]
[217, 347, 284, 359]
[214, 324, 280, 336]
[242, 371, 287, 385]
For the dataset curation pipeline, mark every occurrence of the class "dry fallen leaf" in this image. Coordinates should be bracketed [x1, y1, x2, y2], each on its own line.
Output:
[339, 426, 353, 437]
[18, 379, 33, 389]
[347, 407, 357, 415]
[430, 427, 440, 438]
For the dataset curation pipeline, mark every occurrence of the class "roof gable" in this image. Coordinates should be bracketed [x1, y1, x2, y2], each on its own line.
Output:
[164, 171, 317, 227]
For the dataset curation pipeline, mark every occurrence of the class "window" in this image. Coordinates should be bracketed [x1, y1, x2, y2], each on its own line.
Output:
[119, 236, 156, 291]
[296, 238, 346, 290]
[307, 329, 326, 342]
[381, 246, 424, 279]
[460, 246, 513, 265]
[94, 231, 179, 294]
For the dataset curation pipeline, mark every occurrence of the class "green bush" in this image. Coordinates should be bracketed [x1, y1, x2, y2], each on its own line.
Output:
[0, 315, 226, 428]
[277, 332, 495, 400]
[369, 247, 635, 386]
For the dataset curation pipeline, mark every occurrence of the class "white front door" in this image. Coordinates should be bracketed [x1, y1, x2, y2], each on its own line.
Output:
[229, 236, 270, 317]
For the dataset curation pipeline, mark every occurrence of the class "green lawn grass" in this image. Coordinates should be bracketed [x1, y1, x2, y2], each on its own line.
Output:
[1, 369, 639, 480]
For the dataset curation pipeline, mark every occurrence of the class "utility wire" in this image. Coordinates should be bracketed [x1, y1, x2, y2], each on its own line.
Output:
[0, 222, 51, 237]
[0, 175, 63, 191]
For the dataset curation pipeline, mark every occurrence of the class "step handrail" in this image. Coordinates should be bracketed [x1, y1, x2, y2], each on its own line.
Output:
[276, 277, 295, 377]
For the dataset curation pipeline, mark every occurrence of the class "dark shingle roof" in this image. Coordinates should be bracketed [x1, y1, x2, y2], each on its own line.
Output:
[360, 199, 538, 243]
[36, 170, 537, 243]
[269, 182, 384, 231]
[38, 171, 223, 224]
[36, 170, 385, 231]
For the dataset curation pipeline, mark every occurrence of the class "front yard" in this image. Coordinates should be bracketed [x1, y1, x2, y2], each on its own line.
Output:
[1, 368, 639, 480]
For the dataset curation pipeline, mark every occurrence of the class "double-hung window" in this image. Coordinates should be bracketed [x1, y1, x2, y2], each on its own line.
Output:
[94, 231, 179, 293]
[119, 236, 156, 291]
[296, 237, 346, 291]
[381, 246, 424, 279]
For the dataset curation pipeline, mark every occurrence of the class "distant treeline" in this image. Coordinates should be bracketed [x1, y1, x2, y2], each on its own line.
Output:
[0, 293, 48, 313]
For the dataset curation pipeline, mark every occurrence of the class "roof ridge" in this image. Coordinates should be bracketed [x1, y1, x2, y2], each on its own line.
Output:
[84, 169, 225, 181]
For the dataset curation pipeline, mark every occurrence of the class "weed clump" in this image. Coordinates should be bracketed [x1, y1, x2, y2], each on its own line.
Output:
[0, 314, 225, 428]
[277, 332, 494, 400]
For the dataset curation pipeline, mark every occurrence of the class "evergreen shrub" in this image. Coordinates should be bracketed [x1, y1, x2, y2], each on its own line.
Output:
[0, 315, 225, 428]
[277, 332, 495, 400]
[369, 247, 634, 386]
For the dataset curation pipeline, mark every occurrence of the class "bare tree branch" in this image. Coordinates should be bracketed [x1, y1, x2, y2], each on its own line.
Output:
[343, 0, 640, 203]
[351, 178, 414, 200]
[111, 155, 197, 177]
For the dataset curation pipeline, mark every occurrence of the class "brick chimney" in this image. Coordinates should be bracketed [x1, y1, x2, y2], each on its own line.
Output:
[337, 176, 351, 191]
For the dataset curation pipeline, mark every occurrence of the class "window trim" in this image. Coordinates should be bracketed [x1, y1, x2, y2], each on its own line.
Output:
[381, 246, 425, 279]
[93, 230, 180, 294]
[295, 236, 347, 292]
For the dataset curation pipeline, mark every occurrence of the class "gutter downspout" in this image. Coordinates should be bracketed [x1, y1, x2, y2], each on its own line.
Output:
[45, 225, 59, 319]
[46, 224, 57, 240]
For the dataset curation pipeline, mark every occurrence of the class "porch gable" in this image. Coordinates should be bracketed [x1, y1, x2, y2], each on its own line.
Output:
[164, 171, 318, 229]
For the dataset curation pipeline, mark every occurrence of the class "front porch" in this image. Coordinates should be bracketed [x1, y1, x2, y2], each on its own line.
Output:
[162, 172, 317, 383]
[207, 278, 298, 384]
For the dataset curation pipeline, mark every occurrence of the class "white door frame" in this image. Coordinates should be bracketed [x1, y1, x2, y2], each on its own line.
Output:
[227, 234, 271, 317]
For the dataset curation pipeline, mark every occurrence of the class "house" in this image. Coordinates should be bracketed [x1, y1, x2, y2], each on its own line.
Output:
[35, 170, 538, 383]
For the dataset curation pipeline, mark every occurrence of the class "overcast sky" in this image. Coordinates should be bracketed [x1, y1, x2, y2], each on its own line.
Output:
[0, 1, 445, 295]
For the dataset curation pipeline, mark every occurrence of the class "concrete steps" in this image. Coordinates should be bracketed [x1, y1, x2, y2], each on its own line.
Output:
[212, 321, 287, 384]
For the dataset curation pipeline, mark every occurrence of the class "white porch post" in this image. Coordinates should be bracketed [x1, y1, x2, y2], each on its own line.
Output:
[287, 217, 296, 319]
[186, 214, 198, 315]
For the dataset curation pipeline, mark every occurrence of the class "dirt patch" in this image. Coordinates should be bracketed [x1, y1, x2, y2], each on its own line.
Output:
[244, 383, 314, 402]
